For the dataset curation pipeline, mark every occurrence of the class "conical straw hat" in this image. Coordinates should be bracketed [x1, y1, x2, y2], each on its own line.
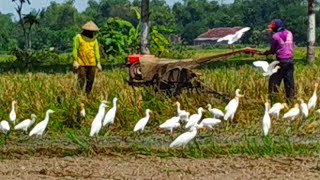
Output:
[82, 21, 99, 31]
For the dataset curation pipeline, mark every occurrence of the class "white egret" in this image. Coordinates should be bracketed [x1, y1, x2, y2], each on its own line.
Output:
[185, 107, 205, 129]
[224, 89, 244, 121]
[207, 104, 224, 118]
[14, 114, 37, 133]
[102, 97, 118, 126]
[133, 109, 152, 132]
[268, 103, 288, 119]
[29, 109, 55, 137]
[90, 101, 108, 137]
[169, 126, 198, 148]
[262, 102, 271, 136]
[198, 118, 221, 129]
[253, 61, 280, 77]
[217, 27, 251, 45]
[159, 116, 180, 134]
[308, 83, 318, 110]
[9, 100, 17, 125]
[283, 104, 300, 121]
[80, 103, 86, 118]
[175, 101, 189, 122]
[0, 120, 10, 134]
[300, 99, 309, 119]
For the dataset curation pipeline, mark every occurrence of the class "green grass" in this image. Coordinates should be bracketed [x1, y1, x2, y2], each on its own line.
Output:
[0, 47, 320, 158]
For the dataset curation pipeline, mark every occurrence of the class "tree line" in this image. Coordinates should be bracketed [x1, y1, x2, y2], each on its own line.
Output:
[0, 0, 318, 54]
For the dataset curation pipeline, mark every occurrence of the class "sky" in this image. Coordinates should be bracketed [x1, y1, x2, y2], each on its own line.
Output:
[0, 0, 234, 20]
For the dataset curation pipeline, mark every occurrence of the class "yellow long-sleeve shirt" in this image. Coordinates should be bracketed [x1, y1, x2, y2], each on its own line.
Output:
[72, 34, 100, 66]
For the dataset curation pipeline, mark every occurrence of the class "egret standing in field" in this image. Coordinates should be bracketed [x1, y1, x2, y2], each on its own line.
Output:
[198, 118, 221, 129]
[268, 102, 288, 119]
[206, 104, 224, 119]
[9, 100, 17, 125]
[0, 120, 10, 134]
[133, 109, 152, 132]
[169, 126, 198, 148]
[308, 82, 318, 110]
[159, 116, 180, 134]
[253, 61, 280, 77]
[224, 89, 244, 121]
[102, 97, 118, 127]
[283, 103, 300, 121]
[217, 27, 250, 50]
[175, 101, 189, 122]
[262, 102, 271, 136]
[14, 114, 37, 134]
[90, 101, 108, 137]
[29, 109, 55, 137]
[185, 107, 205, 129]
[0, 120, 11, 142]
[300, 99, 309, 119]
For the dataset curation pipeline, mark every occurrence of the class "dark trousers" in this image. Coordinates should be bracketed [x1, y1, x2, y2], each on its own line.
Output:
[269, 60, 295, 102]
[77, 66, 96, 95]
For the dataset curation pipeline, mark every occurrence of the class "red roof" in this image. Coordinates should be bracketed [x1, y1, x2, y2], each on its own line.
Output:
[195, 27, 243, 40]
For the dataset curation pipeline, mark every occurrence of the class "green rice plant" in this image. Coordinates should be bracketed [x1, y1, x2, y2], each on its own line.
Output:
[0, 48, 320, 157]
[65, 129, 94, 156]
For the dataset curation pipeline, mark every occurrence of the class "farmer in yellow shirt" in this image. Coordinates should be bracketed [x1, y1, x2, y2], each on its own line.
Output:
[73, 21, 102, 95]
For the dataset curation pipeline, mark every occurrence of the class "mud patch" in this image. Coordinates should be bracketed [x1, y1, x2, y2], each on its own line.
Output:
[0, 156, 320, 179]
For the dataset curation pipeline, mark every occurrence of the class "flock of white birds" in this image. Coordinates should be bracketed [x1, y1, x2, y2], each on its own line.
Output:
[0, 103, 55, 137]
[87, 91, 244, 148]
[0, 63, 319, 149]
[1, 74, 317, 149]
[0, 28, 318, 148]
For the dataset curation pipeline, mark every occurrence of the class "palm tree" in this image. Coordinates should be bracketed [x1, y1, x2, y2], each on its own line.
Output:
[307, 0, 316, 64]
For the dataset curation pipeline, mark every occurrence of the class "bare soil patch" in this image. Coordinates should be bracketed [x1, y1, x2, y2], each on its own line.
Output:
[1, 156, 320, 179]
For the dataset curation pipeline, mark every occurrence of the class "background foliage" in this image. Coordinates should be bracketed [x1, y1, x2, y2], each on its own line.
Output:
[0, 0, 318, 61]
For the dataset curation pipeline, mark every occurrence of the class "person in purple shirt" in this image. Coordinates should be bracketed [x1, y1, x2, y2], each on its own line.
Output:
[264, 19, 295, 102]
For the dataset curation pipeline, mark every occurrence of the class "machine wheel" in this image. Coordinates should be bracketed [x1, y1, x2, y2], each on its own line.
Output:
[129, 62, 142, 80]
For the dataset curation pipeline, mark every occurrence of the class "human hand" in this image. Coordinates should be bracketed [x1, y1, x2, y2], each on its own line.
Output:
[73, 61, 79, 69]
[97, 63, 102, 72]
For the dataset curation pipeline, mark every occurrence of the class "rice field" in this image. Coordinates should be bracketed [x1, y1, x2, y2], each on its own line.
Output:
[1, 48, 320, 158]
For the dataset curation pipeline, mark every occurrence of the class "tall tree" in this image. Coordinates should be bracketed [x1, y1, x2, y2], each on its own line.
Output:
[307, 0, 316, 64]
[141, 0, 150, 54]
[12, 0, 31, 58]
[0, 13, 17, 51]
[32, 0, 84, 51]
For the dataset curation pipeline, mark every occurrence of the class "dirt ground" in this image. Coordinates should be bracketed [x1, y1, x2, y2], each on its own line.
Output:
[1, 156, 320, 179]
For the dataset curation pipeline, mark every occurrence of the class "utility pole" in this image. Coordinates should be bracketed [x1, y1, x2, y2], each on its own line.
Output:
[141, 0, 150, 55]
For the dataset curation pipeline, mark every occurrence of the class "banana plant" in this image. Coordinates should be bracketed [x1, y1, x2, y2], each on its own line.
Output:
[98, 7, 173, 58]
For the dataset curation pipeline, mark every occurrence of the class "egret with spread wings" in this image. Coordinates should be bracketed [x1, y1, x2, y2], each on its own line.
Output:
[253, 61, 280, 77]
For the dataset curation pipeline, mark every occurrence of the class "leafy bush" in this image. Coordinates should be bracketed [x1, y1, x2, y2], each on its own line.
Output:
[98, 7, 173, 61]
[10, 47, 72, 65]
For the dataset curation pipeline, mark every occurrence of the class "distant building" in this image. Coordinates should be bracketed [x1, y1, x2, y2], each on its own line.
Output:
[194, 27, 243, 45]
